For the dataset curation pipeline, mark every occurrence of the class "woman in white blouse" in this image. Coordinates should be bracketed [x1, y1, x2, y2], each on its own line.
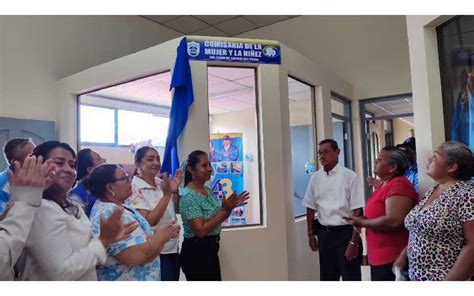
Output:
[125, 146, 182, 281]
[19, 141, 137, 281]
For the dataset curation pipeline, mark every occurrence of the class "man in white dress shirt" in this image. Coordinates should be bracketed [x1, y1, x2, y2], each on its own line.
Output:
[303, 139, 365, 281]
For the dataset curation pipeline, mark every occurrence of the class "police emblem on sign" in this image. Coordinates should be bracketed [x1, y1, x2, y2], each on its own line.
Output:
[187, 41, 200, 58]
[262, 46, 278, 58]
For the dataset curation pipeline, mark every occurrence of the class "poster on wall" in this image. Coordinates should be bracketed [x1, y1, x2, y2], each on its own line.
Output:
[187, 36, 281, 64]
[209, 132, 246, 226]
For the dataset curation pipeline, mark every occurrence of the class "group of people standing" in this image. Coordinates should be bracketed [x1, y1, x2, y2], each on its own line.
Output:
[0, 138, 248, 281]
[304, 138, 474, 281]
[1, 135, 473, 281]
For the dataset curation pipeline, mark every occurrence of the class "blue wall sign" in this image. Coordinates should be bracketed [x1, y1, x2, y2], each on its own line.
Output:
[186, 37, 281, 64]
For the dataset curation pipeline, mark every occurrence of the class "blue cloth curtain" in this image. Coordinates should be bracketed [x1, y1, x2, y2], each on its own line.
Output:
[161, 37, 194, 175]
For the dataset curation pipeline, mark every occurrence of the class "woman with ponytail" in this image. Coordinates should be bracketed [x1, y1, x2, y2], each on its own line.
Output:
[179, 150, 249, 281]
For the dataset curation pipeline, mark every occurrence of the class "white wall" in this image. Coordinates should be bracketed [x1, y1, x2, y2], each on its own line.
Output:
[239, 16, 412, 100]
[393, 118, 414, 145]
[0, 16, 180, 123]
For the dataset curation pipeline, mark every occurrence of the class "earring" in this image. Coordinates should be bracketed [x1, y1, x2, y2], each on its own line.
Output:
[111, 191, 116, 198]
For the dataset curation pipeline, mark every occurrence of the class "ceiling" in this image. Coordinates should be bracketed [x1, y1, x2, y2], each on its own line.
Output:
[141, 15, 299, 37]
[365, 96, 414, 126]
[82, 67, 312, 116]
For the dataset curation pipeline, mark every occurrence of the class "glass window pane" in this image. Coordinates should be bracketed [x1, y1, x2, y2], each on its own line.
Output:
[437, 16, 474, 151]
[288, 77, 315, 217]
[118, 110, 169, 147]
[208, 66, 261, 227]
[79, 105, 115, 143]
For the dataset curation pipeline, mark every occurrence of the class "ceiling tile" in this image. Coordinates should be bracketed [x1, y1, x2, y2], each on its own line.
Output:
[215, 17, 258, 36]
[165, 16, 210, 34]
[208, 74, 229, 85]
[243, 15, 290, 27]
[233, 76, 256, 87]
[142, 15, 181, 24]
[208, 67, 254, 80]
[192, 26, 230, 37]
[194, 15, 237, 25]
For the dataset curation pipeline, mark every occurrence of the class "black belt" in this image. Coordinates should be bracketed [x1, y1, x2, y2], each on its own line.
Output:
[313, 219, 352, 234]
[318, 224, 352, 232]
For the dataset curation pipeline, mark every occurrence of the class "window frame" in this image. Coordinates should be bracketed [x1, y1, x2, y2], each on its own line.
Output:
[331, 92, 355, 170]
[206, 65, 264, 229]
[287, 75, 317, 219]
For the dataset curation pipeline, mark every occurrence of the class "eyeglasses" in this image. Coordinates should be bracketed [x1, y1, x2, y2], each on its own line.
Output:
[111, 173, 130, 184]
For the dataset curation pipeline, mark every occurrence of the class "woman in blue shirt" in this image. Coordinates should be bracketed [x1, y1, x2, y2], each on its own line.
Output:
[70, 148, 106, 216]
[179, 150, 249, 281]
[86, 164, 180, 281]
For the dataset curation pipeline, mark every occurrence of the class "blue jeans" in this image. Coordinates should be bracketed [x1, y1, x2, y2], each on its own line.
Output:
[160, 253, 180, 281]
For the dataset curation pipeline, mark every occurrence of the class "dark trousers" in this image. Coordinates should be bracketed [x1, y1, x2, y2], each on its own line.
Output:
[179, 235, 221, 281]
[160, 253, 180, 281]
[370, 262, 395, 281]
[315, 220, 362, 281]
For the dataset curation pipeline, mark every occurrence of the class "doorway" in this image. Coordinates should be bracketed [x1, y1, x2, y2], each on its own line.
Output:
[359, 93, 415, 198]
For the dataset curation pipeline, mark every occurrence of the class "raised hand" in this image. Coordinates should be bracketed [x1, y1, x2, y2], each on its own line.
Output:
[8, 156, 55, 189]
[169, 169, 183, 193]
[100, 207, 139, 247]
[222, 191, 250, 212]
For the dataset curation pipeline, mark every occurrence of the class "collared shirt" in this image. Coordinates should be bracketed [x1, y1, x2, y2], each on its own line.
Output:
[404, 164, 419, 193]
[124, 176, 179, 254]
[302, 163, 365, 226]
[90, 201, 161, 281]
[0, 168, 11, 216]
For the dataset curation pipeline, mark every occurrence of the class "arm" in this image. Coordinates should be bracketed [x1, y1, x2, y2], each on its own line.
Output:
[0, 187, 42, 280]
[354, 196, 415, 232]
[393, 245, 408, 271]
[172, 192, 179, 212]
[26, 204, 107, 280]
[306, 208, 315, 235]
[445, 220, 474, 280]
[188, 209, 230, 238]
[113, 224, 176, 266]
[137, 194, 172, 226]
[349, 208, 363, 243]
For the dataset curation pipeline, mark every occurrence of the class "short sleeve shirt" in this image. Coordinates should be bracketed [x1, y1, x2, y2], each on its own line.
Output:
[90, 200, 161, 281]
[302, 163, 365, 226]
[179, 186, 221, 238]
[404, 181, 474, 281]
[365, 176, 418, 266]
[125, 176, 179, 254]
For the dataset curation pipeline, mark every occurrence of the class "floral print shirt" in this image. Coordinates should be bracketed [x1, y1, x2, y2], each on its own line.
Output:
[90, 200, 161, 281]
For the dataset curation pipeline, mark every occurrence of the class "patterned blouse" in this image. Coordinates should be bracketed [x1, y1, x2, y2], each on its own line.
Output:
[90, 200, 161, 281]
[179, 186, 222, 238]
[404, 181, 474, 281]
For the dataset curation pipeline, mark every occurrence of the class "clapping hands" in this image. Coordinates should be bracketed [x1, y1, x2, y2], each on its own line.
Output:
[160, 169, 183, 196]
[222, 191, 250, 212]
[8, 155, 57, 190]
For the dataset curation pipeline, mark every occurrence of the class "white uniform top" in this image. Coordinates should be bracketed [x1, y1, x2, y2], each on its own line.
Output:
[302, 163, 365, 226]
[20, 199, 106, 280]
[126, 176, 179, 254]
